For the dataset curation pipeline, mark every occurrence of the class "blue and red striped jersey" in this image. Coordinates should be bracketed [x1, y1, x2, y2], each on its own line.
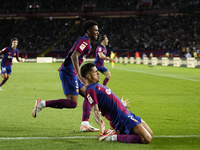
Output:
[58, 35, 91, 76]
[86, 83, 129, 130]
[93, 45, 107, 67]
[0, 46, 19, 66]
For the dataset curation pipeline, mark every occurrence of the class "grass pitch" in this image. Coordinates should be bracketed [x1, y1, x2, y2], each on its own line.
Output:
[0, 62, 200, 150]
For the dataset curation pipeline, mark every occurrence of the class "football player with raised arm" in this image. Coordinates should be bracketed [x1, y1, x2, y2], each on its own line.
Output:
[32, 20, 100, 132]
[94, 35, 113, 86]
[80, 63, 153, 144]
[0, 38, 21, 91]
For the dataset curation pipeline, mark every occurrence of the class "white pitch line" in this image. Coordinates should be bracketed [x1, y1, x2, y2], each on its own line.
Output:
[0, 136, 97, 140]
[113, 67, 200, 82]
[0, 136, 98, 140]
[153, 135, 200, 138]
[0, 135, 200, 140]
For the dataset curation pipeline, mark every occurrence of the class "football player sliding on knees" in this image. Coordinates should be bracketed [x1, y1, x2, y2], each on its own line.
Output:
[81, 63, 153, 144]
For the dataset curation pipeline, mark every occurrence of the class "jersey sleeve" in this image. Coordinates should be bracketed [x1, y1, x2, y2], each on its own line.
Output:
[75, 39, 90, 54]
[86, 89, 98, 107]
[97, 46, 103, 53]
[0, 47, 8, 53]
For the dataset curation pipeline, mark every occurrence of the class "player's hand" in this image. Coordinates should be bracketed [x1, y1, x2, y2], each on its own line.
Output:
[120, 96, 130, 108]
[78, 75, 86, 85]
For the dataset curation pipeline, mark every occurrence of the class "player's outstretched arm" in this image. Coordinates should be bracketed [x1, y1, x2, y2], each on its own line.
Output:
[16, 56, 21, 62]
[120, 96, 130, 108]
[93, 104, 105, 133]
[0, 48, 6, 54]
[15, 51, 21, 62]
[98, 52, 113, 62]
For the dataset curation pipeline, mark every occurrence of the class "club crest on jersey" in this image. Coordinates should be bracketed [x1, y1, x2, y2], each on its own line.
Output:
[87, 94, 94, 104]
[105, 88, 111, 95]
[99, 47, 102, 52]
[128, 115, 138, 122]
[79, 43, 86, 51]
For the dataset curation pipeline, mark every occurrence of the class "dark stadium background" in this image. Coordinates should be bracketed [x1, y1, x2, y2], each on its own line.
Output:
[0, 0, 200, 58]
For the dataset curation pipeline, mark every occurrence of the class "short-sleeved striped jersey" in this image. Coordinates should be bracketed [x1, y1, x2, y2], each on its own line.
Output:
[86, 83, 130, 130]
[0, 46, 19, 66]
[93, 45, 106, 67]
[58, 35, 91, 76]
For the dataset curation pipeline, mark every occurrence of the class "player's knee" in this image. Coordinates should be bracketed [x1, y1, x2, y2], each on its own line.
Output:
[107, 73, 111, 79]
[4, 76, 9, 80]
[72, 103, 77, 108]
[143, 135, 152, 144]
[70, 100, 77, 108]
[150, 131, 153, 136]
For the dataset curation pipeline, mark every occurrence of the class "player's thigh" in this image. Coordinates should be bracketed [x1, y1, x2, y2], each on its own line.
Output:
[2, 73, 7, 79]
[103, 70, 111, 78]
[97, 67, 107, 73]
[59, 71, 79, 96]
[141, 119, 153, 136]
[132, 124, 152, 144]
[65, 94, 79, 103]
[1, 66, 7, 76]
[67, 80, 85, 103]
[6, 74, 10, 79]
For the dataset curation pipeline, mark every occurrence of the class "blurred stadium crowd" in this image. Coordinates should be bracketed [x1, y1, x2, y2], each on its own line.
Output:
[0, 0, 200, 57]
[0, 0, 200, 12]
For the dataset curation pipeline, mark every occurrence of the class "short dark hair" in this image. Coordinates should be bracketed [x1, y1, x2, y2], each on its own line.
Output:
[11, 38, 18, 43]
[82, 20, 98, 33]
[81, 63, 96, 78]
[99, 35, 107, 42]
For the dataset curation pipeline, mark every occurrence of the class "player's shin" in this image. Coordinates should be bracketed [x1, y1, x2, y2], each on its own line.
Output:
[117, 134, 143, 143]
[46, 99, 77, 108]
[81, 98, 91, 122]
[0, 78, 8, 87]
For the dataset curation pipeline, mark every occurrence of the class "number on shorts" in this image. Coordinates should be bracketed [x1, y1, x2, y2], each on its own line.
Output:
[75, 80, 79, 89]
[2, 67, 6, 71]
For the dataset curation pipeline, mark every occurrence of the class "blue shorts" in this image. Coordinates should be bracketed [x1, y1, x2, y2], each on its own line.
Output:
[117, 112, 141, 135]
[1, 66, 12, 75]
[59, 71, 84, 95]
[96, 66, 108, 74]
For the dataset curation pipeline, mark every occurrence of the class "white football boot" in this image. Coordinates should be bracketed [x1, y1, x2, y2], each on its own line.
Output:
[99, 129, 117, 141]
[32, 99, 43, 118]
[80, 123, 100, 132]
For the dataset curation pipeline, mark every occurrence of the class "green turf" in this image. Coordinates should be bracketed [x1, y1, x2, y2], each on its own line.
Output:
[0, 62, 200, 150]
